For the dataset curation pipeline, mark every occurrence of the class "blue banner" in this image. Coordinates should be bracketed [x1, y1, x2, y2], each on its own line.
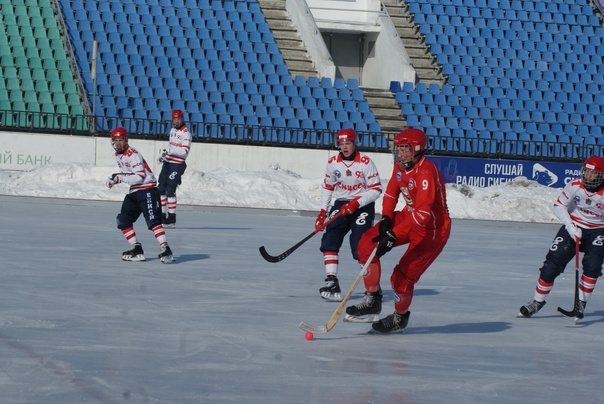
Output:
[427, 156, 582, 188]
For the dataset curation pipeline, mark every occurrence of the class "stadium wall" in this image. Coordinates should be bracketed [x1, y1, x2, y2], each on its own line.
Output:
[0, 132, 394, 182]
[0, 132, 581, 189]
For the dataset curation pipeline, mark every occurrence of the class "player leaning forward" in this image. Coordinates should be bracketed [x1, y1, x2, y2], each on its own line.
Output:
[345, 128, 451, 334]
[106, 127, 175, 263]
[315, 128, 383, 301]
[519, 156, 604, 319]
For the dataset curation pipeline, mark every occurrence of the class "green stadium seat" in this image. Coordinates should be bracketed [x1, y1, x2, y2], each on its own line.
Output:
[30, 16, 44, 28]
[34, 80, 49, 93]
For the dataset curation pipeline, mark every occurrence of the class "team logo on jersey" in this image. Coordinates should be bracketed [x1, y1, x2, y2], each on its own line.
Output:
[408, 179, 415, 190]
[396, 171, 403, 182]
[346, 169, 352, 176]
[335, 170, 342, 179]
[586, 198, 592, 205]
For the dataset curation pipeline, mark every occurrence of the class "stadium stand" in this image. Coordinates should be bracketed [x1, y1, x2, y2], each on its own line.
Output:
[57, 0, 387, 149]
[1, 0, 603, 159]
[0, 0, 84, 131]
[398, 0, 604, 159]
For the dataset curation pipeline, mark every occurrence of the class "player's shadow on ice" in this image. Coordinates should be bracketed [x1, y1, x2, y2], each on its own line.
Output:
[405, 321, 512, 335]
[173, 227, 253, 231]
[173, 254, 211, 263]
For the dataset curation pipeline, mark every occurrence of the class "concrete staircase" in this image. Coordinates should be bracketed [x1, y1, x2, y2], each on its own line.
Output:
[258, 0, 446, 140]
[383, 1, 447, 87]
[363, 88, 407, 139]
[258, 0, 317, 79]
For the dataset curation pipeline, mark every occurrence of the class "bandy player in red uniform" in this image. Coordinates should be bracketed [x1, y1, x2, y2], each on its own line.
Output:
[345, 128, 451, 333]
[519, 156, 604, 321]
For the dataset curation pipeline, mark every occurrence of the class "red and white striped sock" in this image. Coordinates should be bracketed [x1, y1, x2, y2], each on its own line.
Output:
[168, 196, 177, 214]
[323, 252, 338, 276]
[152, 225, 167, 245]
[579, 275, 597, 302]
[122, 227, 138, 245]
[533, 278, 554, 302]
[160, 195, 168, 215]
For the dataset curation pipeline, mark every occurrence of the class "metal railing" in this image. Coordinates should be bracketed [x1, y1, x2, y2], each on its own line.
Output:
[0, 109, 589, 161]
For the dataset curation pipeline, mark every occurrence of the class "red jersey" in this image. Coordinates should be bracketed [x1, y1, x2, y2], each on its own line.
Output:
[382, 156, 450, 238]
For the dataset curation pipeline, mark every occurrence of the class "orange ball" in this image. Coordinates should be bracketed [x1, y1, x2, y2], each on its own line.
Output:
[305, 331, 314, 341]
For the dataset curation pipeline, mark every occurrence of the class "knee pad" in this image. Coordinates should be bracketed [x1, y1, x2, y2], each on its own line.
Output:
[116, 213, 131, 230]
[583, 267, 603, 279]
[539, 260, 564, 283]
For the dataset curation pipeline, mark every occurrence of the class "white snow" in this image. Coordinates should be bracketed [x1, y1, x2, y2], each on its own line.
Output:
[0, 161, 561, 223]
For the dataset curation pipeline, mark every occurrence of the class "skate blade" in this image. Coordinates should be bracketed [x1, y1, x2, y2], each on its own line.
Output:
[320, 292, 342, 302]
[516, 312, 529, 318]
[122, 255, 146, 262]
[162, 224, 176, 229]
[343, 314, 379, 323]
[159, 255, 175, 263]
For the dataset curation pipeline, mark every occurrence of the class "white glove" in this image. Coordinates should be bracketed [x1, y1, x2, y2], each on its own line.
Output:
[565, 224, 582, 240]
[158, 149, 168, 163]
[106, 173, 120, 189]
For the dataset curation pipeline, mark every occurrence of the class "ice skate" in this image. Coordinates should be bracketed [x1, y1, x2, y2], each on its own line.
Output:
[158, 243, 175, 263]
[370, 311, 410, 334]
[122, 243, 145, 262]
[344, 291, 382, 323]
[319, 275, 342, 302]
[163, 213, 176, 228]
[575, 300, 586, 322]
[518, 300, 546, 318]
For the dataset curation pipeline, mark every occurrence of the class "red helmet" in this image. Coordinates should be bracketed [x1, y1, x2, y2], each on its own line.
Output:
[172, 109, 184, 119]
[582, 155, 604, 192]
[335, 128, 357, 145]
[393, 128, 427, 168]
[110, 127, 128, 140]
[110, 127, 129, 153]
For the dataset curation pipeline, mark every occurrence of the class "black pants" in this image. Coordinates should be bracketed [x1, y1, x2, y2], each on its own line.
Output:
[157, 162, 186, 197]
[320, 200, 375, 260]
[116, 188, 162, 230]
[539, 225, 604, 282]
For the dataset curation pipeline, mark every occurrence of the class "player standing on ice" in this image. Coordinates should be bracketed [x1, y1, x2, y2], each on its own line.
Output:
[345, 128, 451, 333]
[315, 128, 382, 301]
[106, 127, 175, 263]
[157, 109, 192, 228]
[519, 156, 604, 320]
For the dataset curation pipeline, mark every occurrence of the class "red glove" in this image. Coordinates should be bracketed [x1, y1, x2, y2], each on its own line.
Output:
[340, 199, 360, 216]
[315, 209, 327, 231]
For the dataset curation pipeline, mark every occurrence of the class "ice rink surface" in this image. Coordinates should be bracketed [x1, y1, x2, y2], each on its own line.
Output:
[2, 195, 603, 403]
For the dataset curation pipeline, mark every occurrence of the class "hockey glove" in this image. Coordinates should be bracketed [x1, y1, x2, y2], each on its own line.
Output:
[378, 216, 393, 236]
[373, 229, 396, 257]
[105, 173, 121, 189]
[315, 209, 327, 231]
[158, 149, 168, 163]
[340, 199, 360, 216]
[565, 223, 582, 241]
